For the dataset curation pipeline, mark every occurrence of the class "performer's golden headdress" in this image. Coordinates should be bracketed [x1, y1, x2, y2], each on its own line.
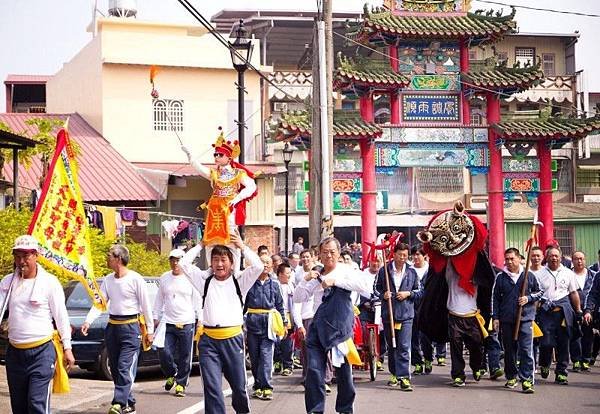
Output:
[212, 127, 240, 159]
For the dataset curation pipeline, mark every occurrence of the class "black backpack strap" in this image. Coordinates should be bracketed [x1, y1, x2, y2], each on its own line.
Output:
[203, 274, 244, 309]
[202, 275, 213, 309]
[233, 276, 244, 309]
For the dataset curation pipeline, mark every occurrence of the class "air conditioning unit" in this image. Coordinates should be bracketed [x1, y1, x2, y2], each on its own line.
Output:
[273, 102, 288, 112]
[465, 193, 488, 210]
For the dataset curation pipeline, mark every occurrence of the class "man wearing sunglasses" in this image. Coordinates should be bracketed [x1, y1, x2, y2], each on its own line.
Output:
[182, 128, 257, 269]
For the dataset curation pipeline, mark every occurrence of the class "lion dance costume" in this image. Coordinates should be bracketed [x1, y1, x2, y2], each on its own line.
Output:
[417, 201, 496, 344]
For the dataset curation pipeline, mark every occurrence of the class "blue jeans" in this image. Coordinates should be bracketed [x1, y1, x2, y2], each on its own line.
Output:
[158, 323, 195, 386]
[6, 341, 56, 414]
[500, 321, 535, 382]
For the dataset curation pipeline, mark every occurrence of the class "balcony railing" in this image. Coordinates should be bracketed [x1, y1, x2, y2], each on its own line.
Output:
[505, 75, 576, 105]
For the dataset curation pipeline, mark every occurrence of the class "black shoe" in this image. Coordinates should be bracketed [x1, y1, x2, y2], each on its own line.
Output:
[540, 366, 550, 379]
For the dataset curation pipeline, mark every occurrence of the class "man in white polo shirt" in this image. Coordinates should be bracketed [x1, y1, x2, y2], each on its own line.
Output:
[82, 244, 155, 414]
[153, 249, 202, 397]
[1, 235, 75, 414]
[536, 247, 582, 385]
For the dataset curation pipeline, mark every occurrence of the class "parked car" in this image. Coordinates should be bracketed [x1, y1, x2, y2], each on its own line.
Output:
[0, 277, 197, 380]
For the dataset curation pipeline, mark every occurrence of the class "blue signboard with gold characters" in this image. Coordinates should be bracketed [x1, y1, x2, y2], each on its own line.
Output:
[402, 94, 460, 122]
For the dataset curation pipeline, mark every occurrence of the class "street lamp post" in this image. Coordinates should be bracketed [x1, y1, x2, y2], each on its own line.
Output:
[229, 19, 254, 166]
[282, 143, 294, 255]
[229, 19, 253, 244]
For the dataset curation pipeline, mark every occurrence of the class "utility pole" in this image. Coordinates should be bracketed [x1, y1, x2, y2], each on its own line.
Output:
[309, 18, 324, 247]
[323, 0, 334, 240]
[309, 0, 334, 246]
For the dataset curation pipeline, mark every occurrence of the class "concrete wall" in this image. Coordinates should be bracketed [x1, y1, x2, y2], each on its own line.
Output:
[479, 35, 572, 75]
[46, 38, 103, 132]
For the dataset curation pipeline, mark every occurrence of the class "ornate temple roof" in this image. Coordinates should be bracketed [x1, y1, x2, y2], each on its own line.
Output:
[463, 59, 545, 94]
[349, 6, 516, 47]
[334, 54, 410, 92]
[494, 117, 600, 141]
[271, 110, 383, 142]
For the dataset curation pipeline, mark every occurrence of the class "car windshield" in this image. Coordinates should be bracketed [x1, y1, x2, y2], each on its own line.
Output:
[65, 279, 160, 309]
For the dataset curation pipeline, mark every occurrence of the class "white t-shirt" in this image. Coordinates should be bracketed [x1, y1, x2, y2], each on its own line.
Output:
[537, 265, 578, 302]
[446, 263, 477, 315]
[85, 270, 154, 334]
[1, 266, 72, 349]
[574, 270, 587, 291]
[294, 263, 373, 311]
[153, 271, 201, 324]
[412, 263, 429, 282]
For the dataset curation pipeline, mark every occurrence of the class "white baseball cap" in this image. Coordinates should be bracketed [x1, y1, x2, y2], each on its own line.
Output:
[13, 235, 40, 252]
[169, 249, 185, 259]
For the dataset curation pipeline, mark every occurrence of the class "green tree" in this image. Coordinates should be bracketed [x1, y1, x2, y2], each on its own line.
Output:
[0, 208, 168, 283]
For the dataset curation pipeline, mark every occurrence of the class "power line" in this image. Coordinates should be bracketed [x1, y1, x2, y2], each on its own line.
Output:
[474, 0, 600, 18]
[175, 0, 306, 107]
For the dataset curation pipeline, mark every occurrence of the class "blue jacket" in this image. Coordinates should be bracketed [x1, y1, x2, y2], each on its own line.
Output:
[492, 270, 543, 323]
[308, 286, 355, 351]
[584, 272, 600, 315]
[376, 262, 421, 323]
[576, 268, 596, 306]
[244, 278, 285, 335]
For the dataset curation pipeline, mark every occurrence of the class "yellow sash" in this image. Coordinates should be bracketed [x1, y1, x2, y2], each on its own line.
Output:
[11, 331, 70, 393]
[532, 321, 543, 338]
[353, 306, 360, 316]
[108, 316, 152, 351]
[247, 308, 286, 337]
[343, 337, 362, 366]
[199, 325, 243, 340]
[450, 310, 489, 339]
[108, 317, 138, 325]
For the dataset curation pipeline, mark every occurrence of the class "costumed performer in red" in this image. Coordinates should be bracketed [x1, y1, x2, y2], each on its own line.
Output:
[417, 201, 496, 387]
[182, 128, 257, 269]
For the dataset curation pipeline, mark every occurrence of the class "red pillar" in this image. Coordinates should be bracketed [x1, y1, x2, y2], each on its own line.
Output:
[360, 139, 377, 263]
[359, 93, 376, 262]
[390, 92, 400, 124]
[486, 92, 505, 267]
[360, 93, 374, 122]
[460, 38, 471, 125]
[537, 141, 554, 246]
[389, 45, 398, 72]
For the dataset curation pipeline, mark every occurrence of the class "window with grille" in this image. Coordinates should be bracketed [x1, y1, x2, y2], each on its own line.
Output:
[376, 168, 410, 194]
[542, 53, 556, 76]
[554, 225, 574, 257]
[153, 99, 184, 131]
[515, 47, 535, 67]
[417, 167, 464, 193]
[577, 169, 600, 187]
[469, 49, 477, 61]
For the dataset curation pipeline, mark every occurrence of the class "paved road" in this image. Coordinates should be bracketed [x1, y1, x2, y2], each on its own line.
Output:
[2, 360, 600, 413]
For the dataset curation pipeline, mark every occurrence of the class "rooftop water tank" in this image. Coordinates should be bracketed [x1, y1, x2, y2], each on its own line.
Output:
[108, 0, 137, 18]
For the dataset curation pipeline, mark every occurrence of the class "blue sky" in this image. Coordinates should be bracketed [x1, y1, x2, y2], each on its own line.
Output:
[1, 0, 599, 112]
